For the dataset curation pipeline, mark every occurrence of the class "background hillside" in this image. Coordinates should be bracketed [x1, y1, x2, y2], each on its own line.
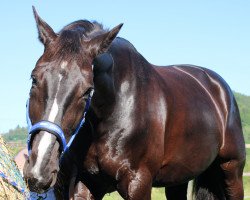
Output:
[2, 125, 27, 143]
[1, 126, 27, 156]
[234, 92, 250, 143]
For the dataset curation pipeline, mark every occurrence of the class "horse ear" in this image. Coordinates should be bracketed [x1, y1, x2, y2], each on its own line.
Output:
[32, 6, 57, 45]
[86, 23, 123, 56]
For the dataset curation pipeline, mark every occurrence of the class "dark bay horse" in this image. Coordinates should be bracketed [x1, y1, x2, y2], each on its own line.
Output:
[24, 7, 246, 200]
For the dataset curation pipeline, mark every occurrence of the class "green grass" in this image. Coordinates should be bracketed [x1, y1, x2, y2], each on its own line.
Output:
[244, 177, 250, 198]
[151, 188, 166, 200]
[234, 92, 250, 143]
[103, 192, 122, 200]
[103, 188, 166, 200]
[2, 125, 28, 143]
[244, 125, 250, 144]
[103, 179, 250, 200]
[245, 148, 250, 172]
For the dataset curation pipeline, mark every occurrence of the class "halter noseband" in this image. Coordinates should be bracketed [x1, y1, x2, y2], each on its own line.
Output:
[26, 89, 94, 157]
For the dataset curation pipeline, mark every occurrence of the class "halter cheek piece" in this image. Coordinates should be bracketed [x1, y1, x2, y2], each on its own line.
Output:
[26, 89, 94, 157]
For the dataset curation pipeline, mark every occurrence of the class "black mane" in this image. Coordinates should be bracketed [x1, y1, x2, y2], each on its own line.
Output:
[61, 20, 106, 37]
[56, 20, 107, 54]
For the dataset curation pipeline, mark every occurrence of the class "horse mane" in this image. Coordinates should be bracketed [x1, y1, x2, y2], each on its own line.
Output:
[54, 20, 107, 55]
[61, 20, 107, 39]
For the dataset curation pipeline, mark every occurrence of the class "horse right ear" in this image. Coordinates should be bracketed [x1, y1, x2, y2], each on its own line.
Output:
[32, 6, 57, 45]
[84, 23, 123, 57]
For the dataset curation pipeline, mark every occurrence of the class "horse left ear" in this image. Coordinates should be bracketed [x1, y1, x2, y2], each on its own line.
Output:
[32, 6, 57, 45]
[85, 23, 123, 56]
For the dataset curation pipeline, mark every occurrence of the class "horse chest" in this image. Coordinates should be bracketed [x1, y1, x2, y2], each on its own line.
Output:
[83, 136, 135, 181]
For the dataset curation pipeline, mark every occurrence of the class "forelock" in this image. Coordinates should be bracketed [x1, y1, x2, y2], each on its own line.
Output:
[52, 20, 107, 57]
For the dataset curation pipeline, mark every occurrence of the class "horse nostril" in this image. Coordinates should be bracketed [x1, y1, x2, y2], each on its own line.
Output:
[27, 177, 39, 192]
[26, 175, 52, 192]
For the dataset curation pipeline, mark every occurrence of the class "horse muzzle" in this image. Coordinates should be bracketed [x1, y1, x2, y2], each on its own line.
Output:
[25, 171, 56, 193]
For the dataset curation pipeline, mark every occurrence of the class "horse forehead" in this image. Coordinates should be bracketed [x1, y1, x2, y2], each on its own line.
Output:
[35, 60, 92, 88]
[36, 60, 79, 75]
[59, 60, 91, 75]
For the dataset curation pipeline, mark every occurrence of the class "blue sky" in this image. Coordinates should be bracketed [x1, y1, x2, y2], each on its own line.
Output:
[0, 1, 250, 133]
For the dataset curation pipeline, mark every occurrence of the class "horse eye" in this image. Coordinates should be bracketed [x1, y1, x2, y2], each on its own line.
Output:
[31, 75, 38, 86]
[83, 87, 94, 99]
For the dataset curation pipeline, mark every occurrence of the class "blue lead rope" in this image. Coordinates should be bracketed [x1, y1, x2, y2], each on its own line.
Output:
[0, 171, 26, 194]
[29, 188, 55, 200]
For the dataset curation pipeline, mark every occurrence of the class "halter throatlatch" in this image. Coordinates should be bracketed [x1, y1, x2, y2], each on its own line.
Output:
[26, 89, 94, 157]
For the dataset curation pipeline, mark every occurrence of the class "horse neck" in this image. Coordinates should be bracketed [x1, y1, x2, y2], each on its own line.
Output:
[91, 37, 154, 125]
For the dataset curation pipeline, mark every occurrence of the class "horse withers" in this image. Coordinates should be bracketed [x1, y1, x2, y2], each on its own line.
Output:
[24, 7, 246, 200]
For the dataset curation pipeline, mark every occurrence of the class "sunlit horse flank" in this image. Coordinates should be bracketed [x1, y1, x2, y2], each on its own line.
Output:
[24, 6, 246, 200]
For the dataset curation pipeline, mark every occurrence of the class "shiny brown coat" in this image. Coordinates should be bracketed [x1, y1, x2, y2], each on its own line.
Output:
[24, 7, 245, 200]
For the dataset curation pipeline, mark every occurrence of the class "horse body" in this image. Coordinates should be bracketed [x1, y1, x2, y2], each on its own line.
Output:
[153, 65, 225, 185]
[24, 8, 245, 200]
[64, 38, 245, 199]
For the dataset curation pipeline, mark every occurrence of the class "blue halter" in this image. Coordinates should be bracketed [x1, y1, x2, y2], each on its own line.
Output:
[26, 89, 94, 157]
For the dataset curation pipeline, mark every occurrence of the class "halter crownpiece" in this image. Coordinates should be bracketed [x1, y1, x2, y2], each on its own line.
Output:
[26, 89, 94, 157]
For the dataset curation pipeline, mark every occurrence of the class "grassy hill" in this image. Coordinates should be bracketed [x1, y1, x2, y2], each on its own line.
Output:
[1, 125, 27, 156]
[234, 92, 250, 143]
[2, 125, 27, 143]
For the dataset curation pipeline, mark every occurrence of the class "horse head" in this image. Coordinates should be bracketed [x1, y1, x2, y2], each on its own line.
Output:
[23, 7, 122, 193]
